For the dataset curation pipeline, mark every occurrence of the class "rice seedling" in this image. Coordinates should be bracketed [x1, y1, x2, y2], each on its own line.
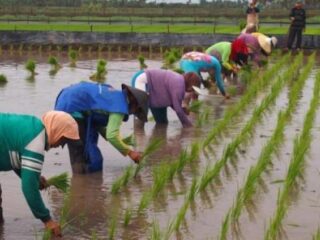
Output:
[138, 191, 152, 214]
[48, 56, 61, 75]
[0, 74, 8, 85]
[172, 199, 190, 232]
[25, 59, 37, 76]
[90, 59, 107, 82]
[138, 55, 147, 70]
[108, 214, 117, 240]
[46, 172, 70, 193]
[41, 229, 52, 240]
[151, 164, 170, 197]
[9, 44, 14, 56]
[226, 85, 238, 97]
[111, 166, 134, 194]
[134, 138, 163, 177]
[150, 220, 162, 240]
[219, 211, 230, 240]
[123, 208, 132, 227]
[68, 50, 78, 67]
[90, 230, 99, 240]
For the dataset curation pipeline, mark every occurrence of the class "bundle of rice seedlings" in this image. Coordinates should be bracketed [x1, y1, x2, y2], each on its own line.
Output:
[46, 172, 70, 193]
[25, 60, 37, 76]
[188, 100, 203, 113]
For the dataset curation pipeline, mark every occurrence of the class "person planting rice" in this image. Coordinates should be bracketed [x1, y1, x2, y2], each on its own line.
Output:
[55, 81, 149, 173]
[237, 32, 277, 67]
[205, 38, 249, 78]
[179, 51, 230, 99]
[0, 111, 80, 237]
[131, 69, 201, 127]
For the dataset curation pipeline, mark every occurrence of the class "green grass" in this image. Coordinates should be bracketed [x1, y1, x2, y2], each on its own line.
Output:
[0, 23, 319, 35]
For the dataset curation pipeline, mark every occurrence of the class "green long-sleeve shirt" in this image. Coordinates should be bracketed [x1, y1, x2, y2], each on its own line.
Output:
[206, 41, 233, 70]
[105, 113, 131, 156]
[0, 113, 51, 222]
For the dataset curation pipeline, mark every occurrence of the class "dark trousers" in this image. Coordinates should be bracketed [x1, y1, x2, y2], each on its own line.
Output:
[67, 118, 103, 174]
[150, 107, 168, 124]
[287, 27, 303, 49]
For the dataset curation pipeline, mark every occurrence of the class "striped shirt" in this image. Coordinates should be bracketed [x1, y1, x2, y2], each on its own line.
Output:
[0, 113, 50, 222]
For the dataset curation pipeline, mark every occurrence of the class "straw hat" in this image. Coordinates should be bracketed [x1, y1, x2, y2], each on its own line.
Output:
[122, 84, 149, 122]
[257, 35, 277, 54]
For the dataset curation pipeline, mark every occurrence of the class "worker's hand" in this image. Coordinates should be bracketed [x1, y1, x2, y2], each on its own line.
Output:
[224, 94, 231, 100]
[182, 107, 190, 115]
[39, 176, 48, 190]
[128, 150, 142, 164]
[232, 65, 240, 74]
[44, 219, 62, 237]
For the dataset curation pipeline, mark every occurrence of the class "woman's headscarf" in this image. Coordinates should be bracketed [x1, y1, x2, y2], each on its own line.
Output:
[42, 111, 80, 146]
[231, 38, 249, 65]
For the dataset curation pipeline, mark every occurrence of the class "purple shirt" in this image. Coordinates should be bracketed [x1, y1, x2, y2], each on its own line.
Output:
[237, 33, 261, 63]
[145, 69, 192, 127]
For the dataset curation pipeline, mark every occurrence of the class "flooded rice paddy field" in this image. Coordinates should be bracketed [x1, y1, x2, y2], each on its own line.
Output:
[0, 50, 320, 240]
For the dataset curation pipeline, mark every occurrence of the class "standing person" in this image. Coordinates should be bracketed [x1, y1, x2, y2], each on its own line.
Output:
[245, 0, 260, 30]
[179, 51, 229, 99]
[55, 81, 149, 174]
[131, 69, 201, 127]
[287, 1, 306, 51]
[0, 111, 80, 237]
[205, 38, 249, 75]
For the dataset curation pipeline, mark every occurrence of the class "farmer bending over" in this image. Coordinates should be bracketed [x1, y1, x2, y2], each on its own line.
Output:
[131, 69, 201, 127]
[179, 51, 229, 99]
[0, 111, 80, 237]
[55, 81, 149, 174]
[206, 38, 249, 77]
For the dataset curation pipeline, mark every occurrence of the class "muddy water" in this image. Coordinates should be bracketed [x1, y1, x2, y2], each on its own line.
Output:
[0, 51, 319, 240]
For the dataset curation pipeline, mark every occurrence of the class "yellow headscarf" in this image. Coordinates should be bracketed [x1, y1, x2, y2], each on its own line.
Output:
[42, 111, 80, 146]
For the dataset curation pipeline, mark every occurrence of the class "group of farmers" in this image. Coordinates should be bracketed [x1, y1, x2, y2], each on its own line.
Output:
[0, 1, 307, 238]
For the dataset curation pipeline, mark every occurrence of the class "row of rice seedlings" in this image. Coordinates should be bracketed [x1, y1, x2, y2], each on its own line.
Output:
[217, 53, 314, 236]
[90, 59, 108, 82]
[230, 53, 310, 219]
[264, 68, 320, 240]
[111, 138, 163, 194]
[137, 143, 200, 214]
[203, 53, 290, 147]
[158, 54, 300, 240]
[198, 55, 296, 193]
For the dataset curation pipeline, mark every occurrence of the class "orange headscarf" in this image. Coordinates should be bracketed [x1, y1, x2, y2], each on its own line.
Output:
[42, 111, 80, 146]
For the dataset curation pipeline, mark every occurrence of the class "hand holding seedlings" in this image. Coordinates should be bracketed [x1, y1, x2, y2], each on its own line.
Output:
[39, 176, 48, 190]
[128, 150, 142, 164]
[44, 219, 62, 237]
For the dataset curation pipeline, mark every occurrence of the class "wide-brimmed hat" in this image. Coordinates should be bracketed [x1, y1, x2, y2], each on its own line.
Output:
[122, 84, 149, 122]
[257, 35, 277, 54]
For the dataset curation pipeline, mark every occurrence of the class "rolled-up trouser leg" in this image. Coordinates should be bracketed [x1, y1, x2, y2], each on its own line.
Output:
[0, 184, 3, 222]
[68, 118, 88, 174]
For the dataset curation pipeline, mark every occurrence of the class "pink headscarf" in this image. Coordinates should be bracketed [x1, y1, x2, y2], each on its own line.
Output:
[42, 111, 80, 146]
